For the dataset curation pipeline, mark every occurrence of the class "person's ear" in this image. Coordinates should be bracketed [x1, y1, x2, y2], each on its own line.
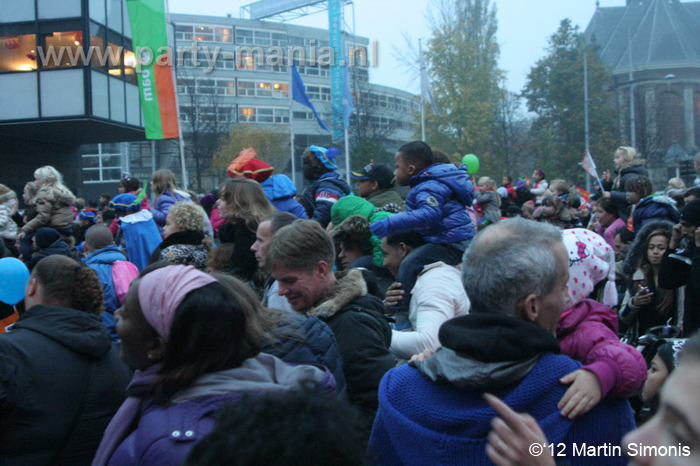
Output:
[146, 336, 166, 362]
[26, 277, 39, 298]
[399, 242, 412, 258]
[407, 164, 417, 177]
[370, 180, 379, 191]
[518, 294, 540, 324]
[315, 260, 330, 278]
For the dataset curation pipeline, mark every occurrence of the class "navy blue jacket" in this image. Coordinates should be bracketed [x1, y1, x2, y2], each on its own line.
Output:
[27, 238, 73, 271]
[373, 163, 475, 244]
[83, 245, 127, 341]
[262, 174, 308, 219]
[301, 172, 351, 228]
[632, 196, 678, 233]
[262, 314, 345, 394]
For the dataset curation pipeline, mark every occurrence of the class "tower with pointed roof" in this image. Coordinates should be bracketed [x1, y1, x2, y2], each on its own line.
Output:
[586, 0, 700, 184]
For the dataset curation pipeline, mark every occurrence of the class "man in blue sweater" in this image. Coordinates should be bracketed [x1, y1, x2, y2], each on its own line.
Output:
[368, 218, 635, 466]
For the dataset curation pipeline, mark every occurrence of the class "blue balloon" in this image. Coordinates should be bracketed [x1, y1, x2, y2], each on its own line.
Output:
[0, 257, 30, 306]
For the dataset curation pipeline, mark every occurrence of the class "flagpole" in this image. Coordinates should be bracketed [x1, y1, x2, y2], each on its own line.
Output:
[583, 46, 591, 193]
[344, 127, 350, 184]
[419, 38, 426, 141]
[289, 66, 297, 187]
[165, 0, 188, 190]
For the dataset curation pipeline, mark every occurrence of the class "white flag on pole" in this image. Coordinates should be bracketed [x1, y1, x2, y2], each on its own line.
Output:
[419, 42, 441, 117]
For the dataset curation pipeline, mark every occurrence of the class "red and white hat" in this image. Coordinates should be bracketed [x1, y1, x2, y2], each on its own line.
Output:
[562, 228, 618, 308]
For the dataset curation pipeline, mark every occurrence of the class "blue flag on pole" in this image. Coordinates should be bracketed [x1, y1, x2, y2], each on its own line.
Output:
[291, 65, 330, 132]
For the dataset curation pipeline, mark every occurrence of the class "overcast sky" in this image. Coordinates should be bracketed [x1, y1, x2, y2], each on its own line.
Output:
[167, 0, 628, 94]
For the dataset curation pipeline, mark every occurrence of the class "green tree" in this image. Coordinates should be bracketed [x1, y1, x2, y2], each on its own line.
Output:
[522, 19, 617, 185]
[423, 0, 503, 168]
[214, 125, 289, 175]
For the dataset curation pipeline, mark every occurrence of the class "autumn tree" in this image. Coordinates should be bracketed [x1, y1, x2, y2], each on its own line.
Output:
[522, 19, 617, 184]
[423, 0, 503, 167]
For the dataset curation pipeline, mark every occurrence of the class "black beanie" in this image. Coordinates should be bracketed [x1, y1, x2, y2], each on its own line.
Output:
[34, 227, 60, 250]
[680, 199, 700, 227]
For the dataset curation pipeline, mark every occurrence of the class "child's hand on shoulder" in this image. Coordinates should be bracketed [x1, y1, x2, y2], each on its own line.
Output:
[557, 369, 602, 419]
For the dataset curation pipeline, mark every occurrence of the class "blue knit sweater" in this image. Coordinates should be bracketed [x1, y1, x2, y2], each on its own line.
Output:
[368, 353, 635, 466]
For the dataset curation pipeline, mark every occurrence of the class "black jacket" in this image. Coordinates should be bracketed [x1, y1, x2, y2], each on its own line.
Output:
[218, 219, 259, 281]
[0, 305, 131, 465]
[27, 238, 73, 271]
[658, 242, 700, 335]
[605, 163, 648, 221]
[308, 269, 394, 428]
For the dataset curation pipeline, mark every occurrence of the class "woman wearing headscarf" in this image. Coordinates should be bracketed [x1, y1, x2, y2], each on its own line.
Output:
[93, 265, 334, 466]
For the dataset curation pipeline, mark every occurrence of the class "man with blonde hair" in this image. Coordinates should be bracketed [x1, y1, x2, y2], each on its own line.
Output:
[266, 219, 394, 431]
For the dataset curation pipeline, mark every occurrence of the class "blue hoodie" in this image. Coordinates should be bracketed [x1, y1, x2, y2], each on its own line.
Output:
[261, 175, 308, 219]
[83, 245, 127, 341]
[373, 163, 475, 244]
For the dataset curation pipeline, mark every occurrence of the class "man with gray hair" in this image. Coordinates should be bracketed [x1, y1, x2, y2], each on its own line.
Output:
[367, 218, 635, 465]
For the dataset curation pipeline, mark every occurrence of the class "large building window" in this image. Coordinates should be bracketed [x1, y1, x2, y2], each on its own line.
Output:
[236, 28, 286, 47]
[174, 24, 232, 43]
[41, 30, 83, 68]
[657, 91, 684, 149]
[82, 143, 124, 183]
[237, 80, 289, 98]
[239, 106, 289, 123]
[0, 34, 37, 71]
[306, 85, 330, 101]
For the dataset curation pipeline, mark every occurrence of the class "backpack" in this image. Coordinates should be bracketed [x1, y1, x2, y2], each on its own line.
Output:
[111, 260, 139, 306]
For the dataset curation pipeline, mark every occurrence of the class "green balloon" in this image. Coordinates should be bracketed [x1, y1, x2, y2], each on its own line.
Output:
[462, 154, 479, 174]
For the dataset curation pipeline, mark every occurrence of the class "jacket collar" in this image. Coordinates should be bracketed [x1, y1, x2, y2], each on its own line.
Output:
[308, 268, 367, 319]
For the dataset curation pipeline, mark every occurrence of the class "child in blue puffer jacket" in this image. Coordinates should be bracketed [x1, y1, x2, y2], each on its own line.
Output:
[371, 141, 475, 329]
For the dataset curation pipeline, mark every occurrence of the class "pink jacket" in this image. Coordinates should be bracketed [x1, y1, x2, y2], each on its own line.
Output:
[210, 208, 225, 232]
[556, 298, 646, 398]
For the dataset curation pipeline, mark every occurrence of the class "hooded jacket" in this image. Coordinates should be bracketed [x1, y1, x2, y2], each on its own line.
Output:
[371, 163, 475, 244]
[83, 245, 128, 341]
[366, 189, 405, 212]
[607, 162, 648, 221]
[151, 189, 191, 226]
[475, 189, 501, 224]
[301, 172, 352, 228]
[368, 314, 635, 466]
[119, 210, 162, 271]
[557, 299, 646, 398]
[0, 191, 18, 240]
[0, 305, 131, 465]
[22, 186, 76, 234]
[632, 195, 678, 233]
[307, 269, 394, 427]
[97, 353, 334, 466]
[331, 196, 394, 268]
[27, 237, 73, 270]
[621, 221, 684, 336]
[261, 174, 308, 219]
[262, 313, 346, 395]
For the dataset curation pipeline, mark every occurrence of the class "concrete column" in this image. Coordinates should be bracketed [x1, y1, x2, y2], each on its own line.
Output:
[645, 88, 657, 142]
[684, 85, 695, 150]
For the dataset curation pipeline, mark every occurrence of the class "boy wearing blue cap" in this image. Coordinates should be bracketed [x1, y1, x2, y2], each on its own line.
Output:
[109, 193, 161, 270]
[301, 145, 351, 228]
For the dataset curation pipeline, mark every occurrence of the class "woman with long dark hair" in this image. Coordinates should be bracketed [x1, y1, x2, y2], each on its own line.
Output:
[93, 265, 333, 466]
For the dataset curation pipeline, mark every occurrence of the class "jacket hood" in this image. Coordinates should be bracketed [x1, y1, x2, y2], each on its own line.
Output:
[557, 298, 618, 339]
[308, 268, 368, 319]
[638, 195, 677, 209]
[412, 314, 560, 390]
[170, 352, 329, 403]
[36, 186, 76, 206]
[0, 191, 17, 206]
[13, 304, 112, 358]
[262, 174, 298, 201]
[619, 160, 647, 172]
[622, 220, 674, 282]
[84, 245, 125, 264]
[410, 163, 473, 206]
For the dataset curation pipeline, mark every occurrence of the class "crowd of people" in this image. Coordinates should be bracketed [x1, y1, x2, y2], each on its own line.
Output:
[0, 141, 698, 465]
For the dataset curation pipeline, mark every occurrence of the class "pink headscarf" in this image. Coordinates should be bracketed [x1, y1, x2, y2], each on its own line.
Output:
[562, 228, 618, 308]
[138, 265, 217, 340]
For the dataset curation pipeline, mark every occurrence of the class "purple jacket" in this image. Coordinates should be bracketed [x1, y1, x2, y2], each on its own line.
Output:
[151, 190, 191, 226]
[556, 299, 646, 398]
[94, 353, 335, 466]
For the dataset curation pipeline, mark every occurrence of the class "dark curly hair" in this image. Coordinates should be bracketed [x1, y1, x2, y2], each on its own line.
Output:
[33, 255, 104, 315]
[331, 215, 373, 253]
